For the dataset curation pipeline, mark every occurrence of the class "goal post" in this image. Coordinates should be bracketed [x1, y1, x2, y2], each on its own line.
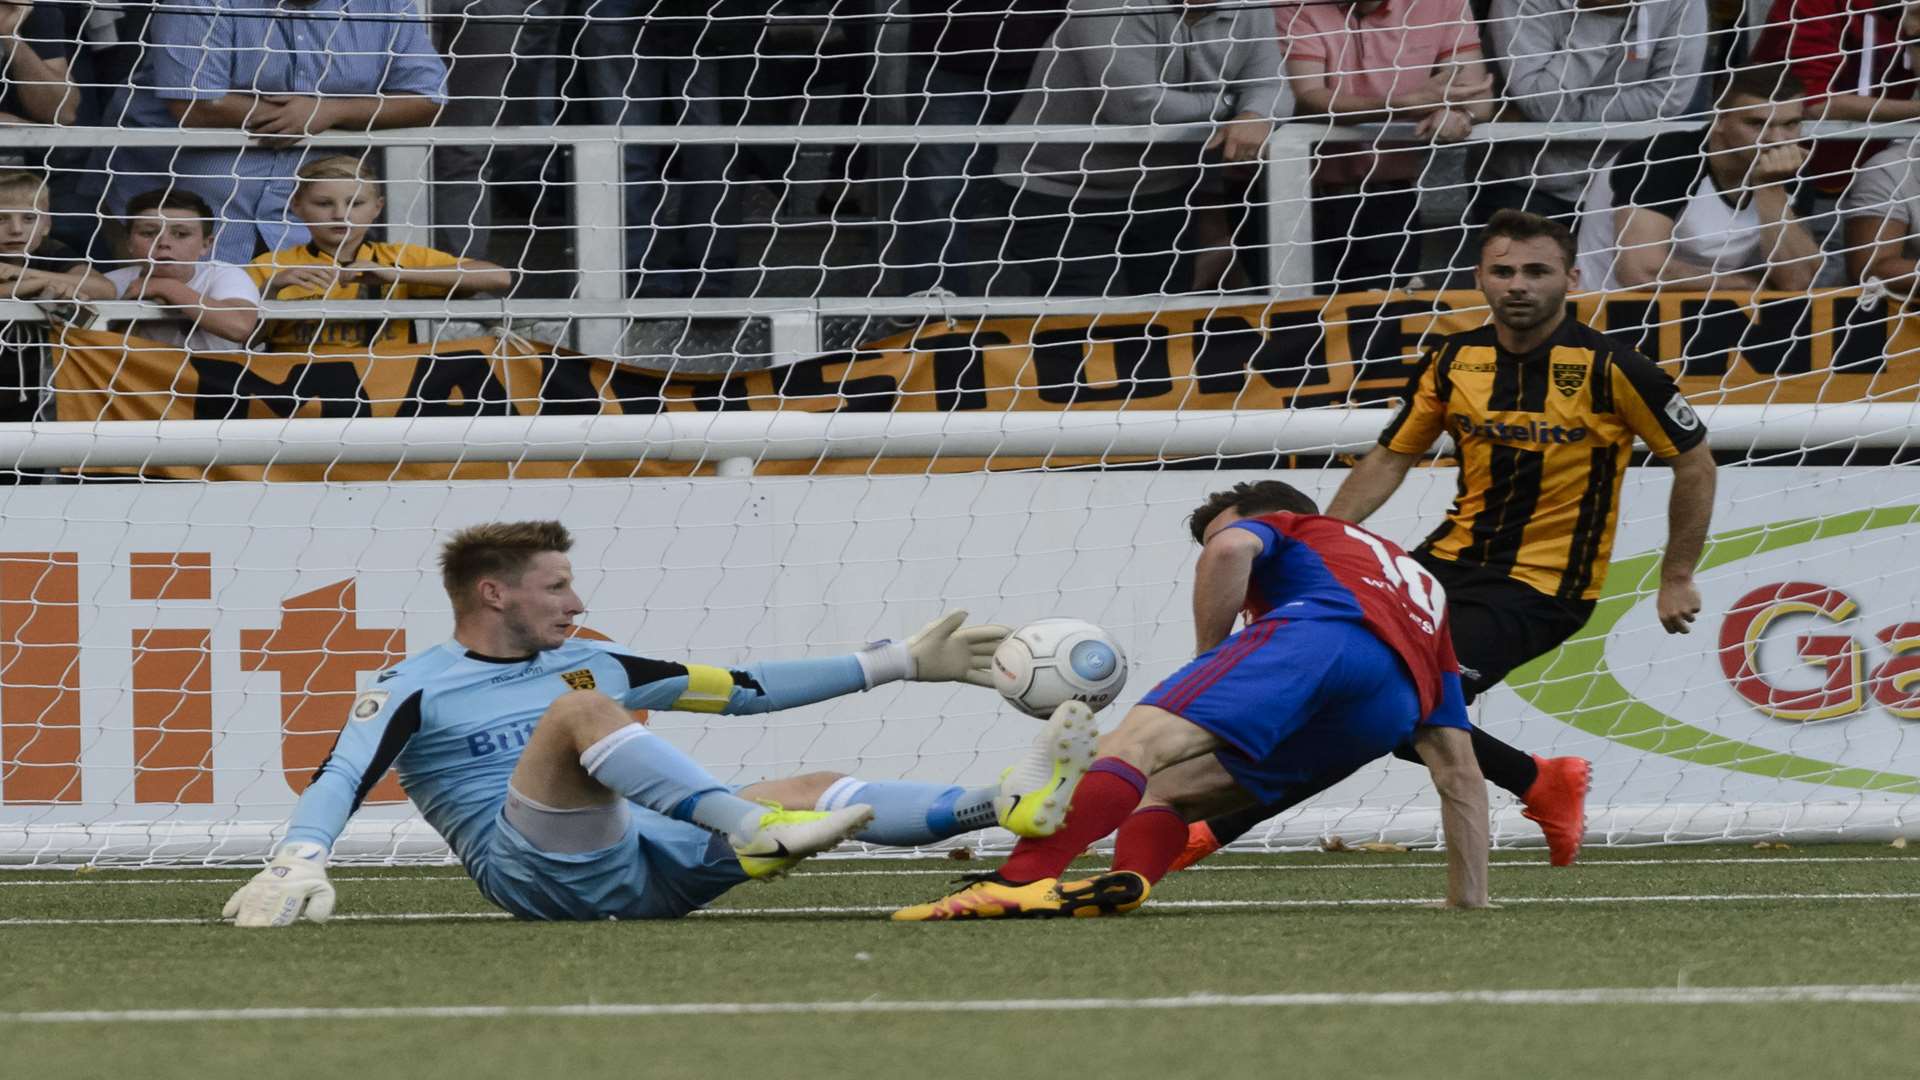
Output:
[6, 1, 1920, 864]
[1, 409, 1917, 865]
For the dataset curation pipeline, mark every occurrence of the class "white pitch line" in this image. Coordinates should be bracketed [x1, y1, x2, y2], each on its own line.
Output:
[6, 984, 1920, 1024]
[797, 855, 1914, 879]
[0, 854, 1906, 888]
[5, 891, 1919, 926]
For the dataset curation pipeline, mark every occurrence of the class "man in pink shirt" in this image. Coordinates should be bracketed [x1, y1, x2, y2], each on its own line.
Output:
[1280, 0, 1494, 293]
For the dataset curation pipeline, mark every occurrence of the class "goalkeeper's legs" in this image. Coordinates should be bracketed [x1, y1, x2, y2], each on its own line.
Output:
[512, 690, 777, 841]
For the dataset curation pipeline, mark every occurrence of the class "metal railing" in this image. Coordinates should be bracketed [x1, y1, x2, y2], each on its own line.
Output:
[4, 119, 1908, 359]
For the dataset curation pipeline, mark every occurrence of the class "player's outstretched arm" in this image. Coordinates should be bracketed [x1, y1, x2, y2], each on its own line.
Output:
[1412, 725, 1491, 909]
[616, 612, 1011, 717]
[1324, 447, 1418, 525]
[219, 684, 422, 927]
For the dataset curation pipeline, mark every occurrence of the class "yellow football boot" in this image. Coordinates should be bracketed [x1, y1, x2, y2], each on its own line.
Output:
[995, 700, 1098, 838]
[731, 803, 874, 881]
[1052, 870, 1151, 917]
[890, 874, 1066, 921]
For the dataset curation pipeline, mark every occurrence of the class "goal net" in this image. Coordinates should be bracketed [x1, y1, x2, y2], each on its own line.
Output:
[0, 0, 1917, 865]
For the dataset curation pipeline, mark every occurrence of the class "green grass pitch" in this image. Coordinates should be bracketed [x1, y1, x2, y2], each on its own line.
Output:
[4, 844, 1918, 1080]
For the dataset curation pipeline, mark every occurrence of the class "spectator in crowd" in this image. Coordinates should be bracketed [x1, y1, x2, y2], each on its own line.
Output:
[989, 0, 1286, 297]
[248, 155, 511, 352]
[106, 0, 448, 264]
[1279, 0, 1495, 293]
[1841, 136, 1920, 292]
[0, 170, 113, 463]
[887, 0, 1068, 296]
[0, 169, 114, 300]
[107, 188, 261, 352]
[1575, 66, 1821, 292]
[511, 0, 752, 297]
[1751, 0, 1920, 194]
[1478, 0, 1707, 225]
[427, 0, 527, 261]
[0, 0, 80, 131]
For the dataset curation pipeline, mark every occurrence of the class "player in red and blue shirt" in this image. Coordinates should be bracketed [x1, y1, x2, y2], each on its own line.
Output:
[894, 480, 1492, 921]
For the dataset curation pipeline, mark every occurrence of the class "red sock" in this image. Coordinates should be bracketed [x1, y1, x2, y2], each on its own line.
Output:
[1111, 806, 1190, 885]
[999, 758, 1147, 883]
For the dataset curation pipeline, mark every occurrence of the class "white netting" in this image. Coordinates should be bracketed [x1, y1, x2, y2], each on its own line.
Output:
[1, 0, 1918, 864]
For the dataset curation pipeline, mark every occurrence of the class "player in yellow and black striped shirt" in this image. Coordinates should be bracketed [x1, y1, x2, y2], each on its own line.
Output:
[1379, 297, 1708, 602]
[1176, 211, 1717, 869]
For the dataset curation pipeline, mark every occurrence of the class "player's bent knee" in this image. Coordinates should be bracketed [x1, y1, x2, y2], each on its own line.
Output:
[538, 690, 635, 748]
[739, 770, 845, 809]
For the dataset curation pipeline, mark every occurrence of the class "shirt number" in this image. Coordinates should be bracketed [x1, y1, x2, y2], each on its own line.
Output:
[1343, 525, 1447, 632]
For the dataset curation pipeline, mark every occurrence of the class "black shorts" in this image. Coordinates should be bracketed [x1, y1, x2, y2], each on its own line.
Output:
[1412, 552, 1595, 704]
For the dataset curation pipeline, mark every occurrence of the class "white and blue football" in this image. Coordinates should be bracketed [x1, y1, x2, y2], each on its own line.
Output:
[991, 618, 1128, 718]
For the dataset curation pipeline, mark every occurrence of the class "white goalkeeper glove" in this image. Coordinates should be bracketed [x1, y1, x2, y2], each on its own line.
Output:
[858, 610, 1010, 688]
[222, 842, 335, 928]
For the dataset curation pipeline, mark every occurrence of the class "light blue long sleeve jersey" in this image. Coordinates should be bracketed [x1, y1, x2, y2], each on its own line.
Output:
[283, 640, 872, 864]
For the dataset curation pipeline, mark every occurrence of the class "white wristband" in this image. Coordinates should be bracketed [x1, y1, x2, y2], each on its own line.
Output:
[854, 640, 913, 688]
[274, 841, 329, 864]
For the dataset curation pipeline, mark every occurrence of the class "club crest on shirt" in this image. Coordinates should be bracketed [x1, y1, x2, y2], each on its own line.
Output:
[350, 690, 389, 722]
[1550, 361, 1585, 398]
[559, 668, 597, 691]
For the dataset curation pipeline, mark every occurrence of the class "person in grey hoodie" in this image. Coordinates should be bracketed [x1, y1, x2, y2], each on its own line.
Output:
[1477, 0, 1707, 224]
[986, 0, 1288, 297]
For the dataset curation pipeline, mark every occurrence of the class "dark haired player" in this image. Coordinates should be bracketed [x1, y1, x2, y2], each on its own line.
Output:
[1174, 210, 1718, 871]
[893, 481, 1491, 919]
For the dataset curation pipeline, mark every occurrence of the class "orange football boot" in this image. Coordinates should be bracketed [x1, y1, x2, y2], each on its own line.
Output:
[1165, 820, 1223, 874]
[1520, 755, 1591, 866]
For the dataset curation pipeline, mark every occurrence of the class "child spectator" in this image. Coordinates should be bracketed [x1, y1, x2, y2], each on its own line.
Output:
[0, 169, 113, 458]
[247, 156, 511, 352]
[106, 188, 261, 352]
[0, 168, 115, 301]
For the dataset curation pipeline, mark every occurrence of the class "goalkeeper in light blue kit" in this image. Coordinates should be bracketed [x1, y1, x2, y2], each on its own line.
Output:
[224, 520, 1098, 927]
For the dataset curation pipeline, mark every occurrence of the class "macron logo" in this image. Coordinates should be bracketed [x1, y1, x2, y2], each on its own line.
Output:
[1451, 413, 1588, 445]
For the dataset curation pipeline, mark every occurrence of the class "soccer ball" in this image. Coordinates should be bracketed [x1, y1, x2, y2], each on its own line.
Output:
[991, 618, 1128, 718]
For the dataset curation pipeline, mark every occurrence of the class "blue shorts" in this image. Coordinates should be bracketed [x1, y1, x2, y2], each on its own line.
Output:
[470, 803, 747, 921]
[1139, 617, 1462, 804]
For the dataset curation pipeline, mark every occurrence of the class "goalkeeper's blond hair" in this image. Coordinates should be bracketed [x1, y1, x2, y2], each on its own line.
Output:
[440, 521, 573, 613]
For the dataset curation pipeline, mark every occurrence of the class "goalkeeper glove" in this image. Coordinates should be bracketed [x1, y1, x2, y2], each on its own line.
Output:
[222, 842, 335, 928]
[858, 611, 1010, 688]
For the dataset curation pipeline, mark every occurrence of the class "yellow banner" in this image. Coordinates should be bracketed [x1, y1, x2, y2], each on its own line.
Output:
[51, 288, 1918, 479]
